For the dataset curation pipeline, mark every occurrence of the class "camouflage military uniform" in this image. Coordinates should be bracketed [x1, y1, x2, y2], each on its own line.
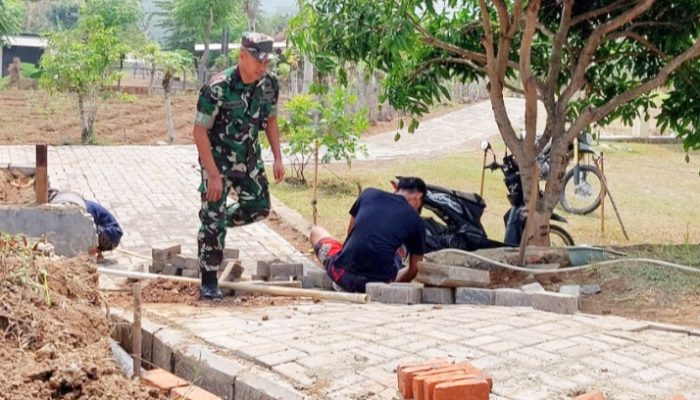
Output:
[194, 66, 279, 272]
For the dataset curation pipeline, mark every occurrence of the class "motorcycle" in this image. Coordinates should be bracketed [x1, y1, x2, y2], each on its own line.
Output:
[536, 130, 604, 215]
[403, 143, 575, 253]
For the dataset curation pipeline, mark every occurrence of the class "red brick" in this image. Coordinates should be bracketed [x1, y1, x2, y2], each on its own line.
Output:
[411, 363, 492, 394]
[671, 396, 686, 400]
[424, 373, 478, 400]
[141, 368, 188, 393]
[433, 377, 490, 400]
[575, 391, 606, 400]
[413, 371, 472, 400]
[397, 359, 451, 398]
[171, 385, 222, 400]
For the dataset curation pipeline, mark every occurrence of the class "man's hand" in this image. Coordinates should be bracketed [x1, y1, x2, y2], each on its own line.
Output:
[206, 173, 223, 202]
[273, 159, 285, 183]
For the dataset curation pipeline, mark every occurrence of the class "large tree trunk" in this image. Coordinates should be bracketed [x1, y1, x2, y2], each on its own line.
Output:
[163, 72, 175, 144]
[302, 57, 313, 93]
[197, 9, 214, 88]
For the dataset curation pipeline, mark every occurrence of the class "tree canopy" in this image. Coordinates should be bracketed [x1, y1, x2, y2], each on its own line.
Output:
[292, 0, 700, 151]
[0, 0, 24, 44]
[292, 0, 700, 244]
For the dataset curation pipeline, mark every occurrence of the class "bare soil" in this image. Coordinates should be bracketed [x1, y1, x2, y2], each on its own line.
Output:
[0, 236, 165, 399]
[0, 169, 35, 204]
[0, 90, 469, 145]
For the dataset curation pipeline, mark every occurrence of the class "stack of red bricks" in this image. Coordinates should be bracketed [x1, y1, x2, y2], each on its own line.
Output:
[141, 368, 221, 400]
[397, 359, 493, 400]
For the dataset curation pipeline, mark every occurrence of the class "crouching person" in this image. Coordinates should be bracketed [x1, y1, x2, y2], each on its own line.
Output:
[309, 177, 427, 293]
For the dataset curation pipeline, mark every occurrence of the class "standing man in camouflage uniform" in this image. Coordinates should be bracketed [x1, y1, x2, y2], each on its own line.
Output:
[193, 33, 284, 300]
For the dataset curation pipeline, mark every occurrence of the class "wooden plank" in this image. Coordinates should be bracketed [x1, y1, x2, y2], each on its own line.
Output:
[35, 144, 48, 204]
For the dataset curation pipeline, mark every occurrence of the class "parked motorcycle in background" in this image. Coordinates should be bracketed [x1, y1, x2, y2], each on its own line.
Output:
[536, 130, 604, 215]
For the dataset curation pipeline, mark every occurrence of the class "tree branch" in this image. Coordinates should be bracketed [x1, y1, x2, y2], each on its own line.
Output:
[571, 0, 637, 26]
[545, 0, 573, 99]
[607, 30, 666, 57]
[520, 0, 542, 152]
[536, 23, 554, 39]
[479, 0, 497, 80]
[409, 16, 490, 66]
[559, 0, 655, 111]
[567, 38, 700, 142]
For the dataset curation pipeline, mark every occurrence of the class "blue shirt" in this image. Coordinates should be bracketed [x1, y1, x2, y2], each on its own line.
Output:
[334, 188, 425, 281]
[85, 200, 123, 244]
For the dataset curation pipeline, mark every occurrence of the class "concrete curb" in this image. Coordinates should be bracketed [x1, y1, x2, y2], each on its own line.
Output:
[110, 308, 309, 400]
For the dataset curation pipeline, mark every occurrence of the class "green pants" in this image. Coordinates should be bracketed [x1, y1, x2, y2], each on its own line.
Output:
[197, 162, 270, 272]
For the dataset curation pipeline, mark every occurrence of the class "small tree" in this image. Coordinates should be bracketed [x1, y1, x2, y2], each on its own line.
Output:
[281, 86, 369, 184]
[40, 16, 123, 144]
[158, 49, 191, 144]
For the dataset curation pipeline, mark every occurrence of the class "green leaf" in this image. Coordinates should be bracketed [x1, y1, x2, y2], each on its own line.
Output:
[394, 132, 401, 141]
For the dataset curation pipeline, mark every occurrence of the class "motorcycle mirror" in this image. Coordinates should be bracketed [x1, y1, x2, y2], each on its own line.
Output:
[480, 140, 491, 151]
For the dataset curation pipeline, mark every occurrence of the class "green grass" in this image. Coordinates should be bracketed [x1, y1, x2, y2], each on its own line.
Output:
[270, 142, 700, 250]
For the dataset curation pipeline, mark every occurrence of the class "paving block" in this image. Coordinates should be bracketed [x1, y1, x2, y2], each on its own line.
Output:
[219, 261, 244, 282]
[152, 243, 181, 261]
[172, 385, 222, 400]
[422, 287, 455, 304]
[397, 359, 451, 398]
[455, 287, 496, 305]
[298, 275, 314, 289]
[152, 328, 186, 371]
[520, 282, 545, 293]
[416, 262, 491, 288]
[433, 377, 490, 400]
[222, 248, 240, 259]
[269, 262, 304, 278]
[182, 269, 199, 278]
[172, 254, 188, 268]
[163, 264, 179, 276]
[367, 282, 422, 304]
[309, 269, 334, 289]
[494, 288, 533, 307]
[234, 373, 306, 400]
[185, 257, 200, 270]
[532, 292, 579, 314]
[574, 391, 606, 400]
[150, 260, 166, 274]
[141, 368, 188, 393]
[559, 284, 581, 297]
[173, 345, 245, 399]
[256, 261, 270, 278]
[270, 275, 292, 282]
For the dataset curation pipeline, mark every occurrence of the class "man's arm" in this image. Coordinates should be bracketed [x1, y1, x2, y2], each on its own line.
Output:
[265, 115, 284, 183]
[396, 254, 422, 282]
[193, 124, 223, 202]
[346, 216, 356, 237]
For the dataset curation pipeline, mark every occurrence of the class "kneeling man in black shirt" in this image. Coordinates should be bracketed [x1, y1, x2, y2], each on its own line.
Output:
[310, 177, 427, 293]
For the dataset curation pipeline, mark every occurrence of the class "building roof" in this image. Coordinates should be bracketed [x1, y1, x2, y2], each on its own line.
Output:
[194, 41, 286, 52]
[3, 35, 48, 48]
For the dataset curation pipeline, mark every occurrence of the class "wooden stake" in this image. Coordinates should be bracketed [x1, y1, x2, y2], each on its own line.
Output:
[600, 152, 606, 234]
[479, 150, 487, 197]
[132, 283, 142, 378]
[312, 140, 319, 225]
[596, 156, 630, 241]
[35, 144, 48, 204]
[517, 164, 540, 265]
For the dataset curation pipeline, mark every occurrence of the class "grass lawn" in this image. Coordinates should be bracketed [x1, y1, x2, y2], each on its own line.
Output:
[270, 142, 700, 249]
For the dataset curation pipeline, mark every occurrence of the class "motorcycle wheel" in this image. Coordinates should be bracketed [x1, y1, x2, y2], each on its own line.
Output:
[549, 224, 575, 246]
[559, 164, 603, 215]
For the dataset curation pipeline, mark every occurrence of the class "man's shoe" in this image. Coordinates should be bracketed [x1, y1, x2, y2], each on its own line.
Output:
[199, 283, 223, 301]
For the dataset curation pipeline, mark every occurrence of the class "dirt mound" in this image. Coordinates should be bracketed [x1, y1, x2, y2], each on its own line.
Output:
[0, 235, 164, 399]
[0, 169, 35, 205]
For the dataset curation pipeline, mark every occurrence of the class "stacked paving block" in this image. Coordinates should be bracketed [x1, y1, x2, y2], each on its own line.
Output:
[254, 260, 304, 282]
[149, 244, 240, 281]
[397, 360, 492, 400]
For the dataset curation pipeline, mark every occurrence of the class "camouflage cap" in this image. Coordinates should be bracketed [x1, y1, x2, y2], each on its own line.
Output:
[241, 32, 274, 62]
